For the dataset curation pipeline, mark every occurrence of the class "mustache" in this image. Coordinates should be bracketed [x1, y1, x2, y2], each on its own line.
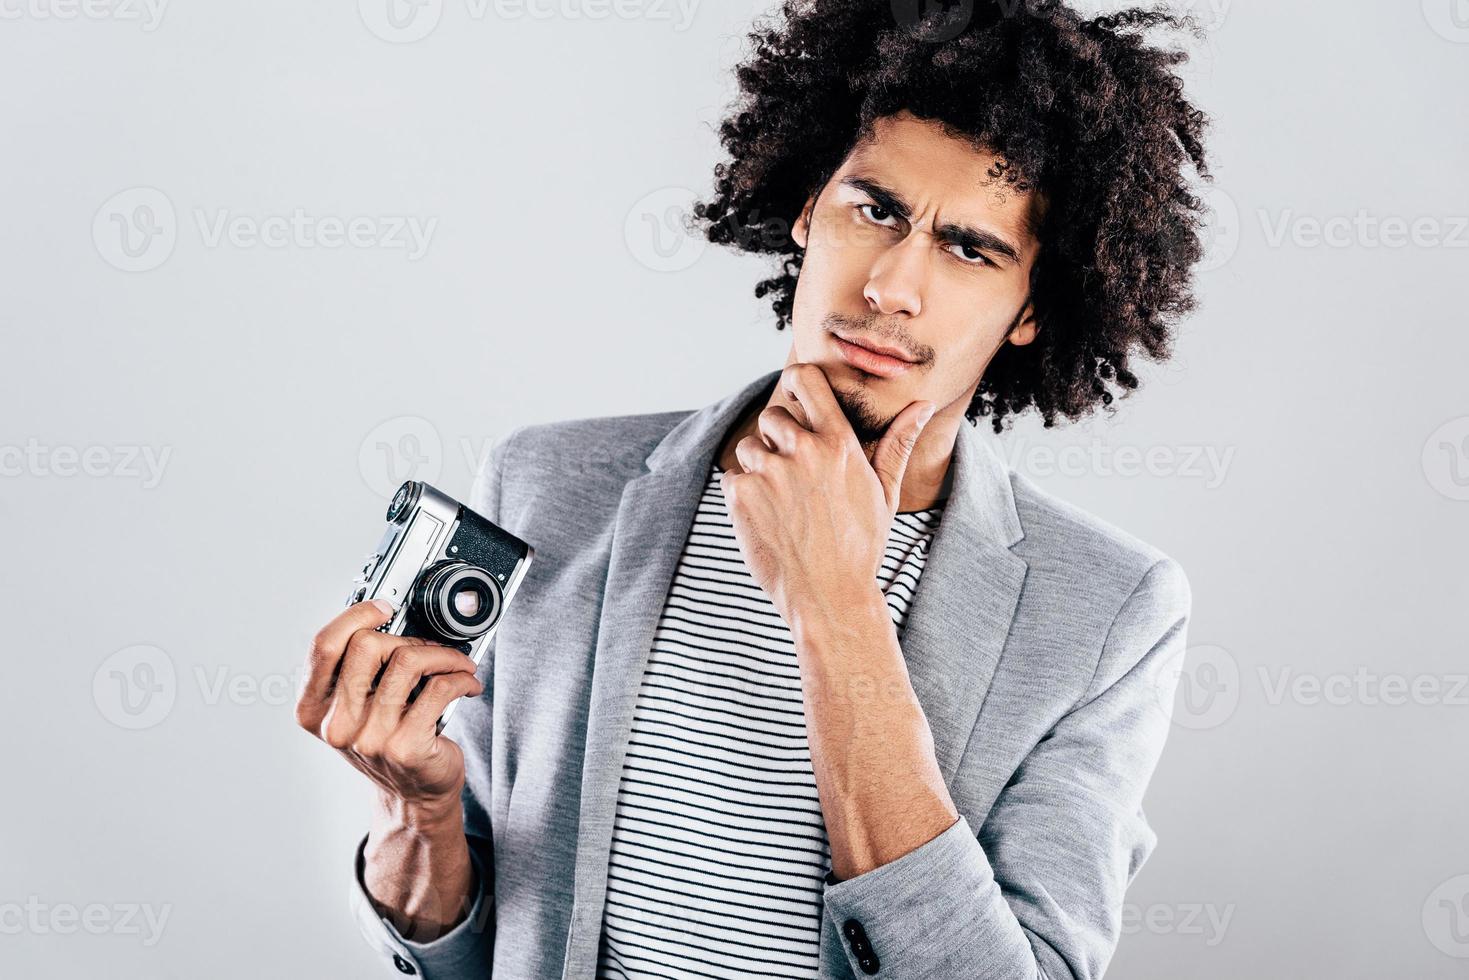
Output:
[823, 312, 935, 366]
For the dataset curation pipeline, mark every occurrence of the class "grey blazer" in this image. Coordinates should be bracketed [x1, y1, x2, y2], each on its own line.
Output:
[348, 367, 1192, 980]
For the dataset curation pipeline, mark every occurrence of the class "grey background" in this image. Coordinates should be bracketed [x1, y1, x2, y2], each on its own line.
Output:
[2, 1, 1465, 977]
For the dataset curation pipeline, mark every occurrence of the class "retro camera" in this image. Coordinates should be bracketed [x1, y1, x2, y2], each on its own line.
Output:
[345, 480, 534, 733]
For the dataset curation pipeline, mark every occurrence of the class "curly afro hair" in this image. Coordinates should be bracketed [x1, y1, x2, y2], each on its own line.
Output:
[692, 0, 1214, 431]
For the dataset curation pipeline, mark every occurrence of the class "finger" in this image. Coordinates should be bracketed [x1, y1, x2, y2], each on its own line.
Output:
[297, 598, 395, 727]
[401, 671, 485, 734]
[781, 363, 845, 437]
[781, 390, 813, 432]
[756, 405, 808, 453]
[321, 629, 435, 746]
[872, 400, 937, 511]
[734, 433, 776, 474]
[364, 644, 479, 734]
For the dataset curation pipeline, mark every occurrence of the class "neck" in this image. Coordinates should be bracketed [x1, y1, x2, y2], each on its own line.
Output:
[716, 370, 966, 513]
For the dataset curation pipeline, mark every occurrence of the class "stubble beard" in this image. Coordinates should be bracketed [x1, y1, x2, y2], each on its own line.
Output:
[829, 378, 896, 448]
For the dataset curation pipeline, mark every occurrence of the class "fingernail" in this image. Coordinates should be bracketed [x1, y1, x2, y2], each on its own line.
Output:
[371, 598, 396, 617]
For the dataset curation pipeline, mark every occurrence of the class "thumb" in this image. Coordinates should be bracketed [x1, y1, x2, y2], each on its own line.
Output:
[872, 400, 936, 511]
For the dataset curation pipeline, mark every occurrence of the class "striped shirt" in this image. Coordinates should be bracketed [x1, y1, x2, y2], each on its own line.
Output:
[595, 462, 946, 980]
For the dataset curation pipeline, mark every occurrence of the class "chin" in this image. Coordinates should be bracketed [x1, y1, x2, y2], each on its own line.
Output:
[825, 377, 898, 444]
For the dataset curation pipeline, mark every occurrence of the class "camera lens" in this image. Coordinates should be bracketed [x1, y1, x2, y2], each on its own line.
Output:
[410, 560, 502, 641]
[386, 482, 421, 524]
[453, 590, 483, 618]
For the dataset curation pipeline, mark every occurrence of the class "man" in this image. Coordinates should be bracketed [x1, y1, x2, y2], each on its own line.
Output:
[296, 2, 1210, 977]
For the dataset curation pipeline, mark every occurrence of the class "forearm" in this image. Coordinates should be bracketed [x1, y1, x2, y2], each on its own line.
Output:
[793, 593, 1054, 977]
[363, 790, 477, 942]
[790, 586, 959, 881]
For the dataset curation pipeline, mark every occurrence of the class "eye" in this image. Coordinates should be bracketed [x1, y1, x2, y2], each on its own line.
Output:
[946, 242, 991, 267]
[857, 203, 899, 227]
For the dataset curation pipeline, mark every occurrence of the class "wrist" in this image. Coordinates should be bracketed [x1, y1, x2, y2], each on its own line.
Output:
[363, 793, 475, 939]
[372, 788, 464, 838]
[788, 582, 890, 647]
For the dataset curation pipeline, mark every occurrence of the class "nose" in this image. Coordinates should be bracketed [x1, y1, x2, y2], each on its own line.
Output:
[862, 235, 925, 318]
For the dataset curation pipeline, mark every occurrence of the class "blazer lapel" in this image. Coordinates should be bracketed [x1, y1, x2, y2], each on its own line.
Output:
[562, 369, 783, 976]
[896, 420, 1027, 789]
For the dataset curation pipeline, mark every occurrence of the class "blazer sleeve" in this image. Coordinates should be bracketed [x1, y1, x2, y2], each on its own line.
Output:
[820, 557, 1192, 979]
[348, 426, 524, 979]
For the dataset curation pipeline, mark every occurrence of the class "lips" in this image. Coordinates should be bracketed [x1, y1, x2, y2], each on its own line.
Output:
[831, 332, 916, 378]
[836, 332, 915, 363]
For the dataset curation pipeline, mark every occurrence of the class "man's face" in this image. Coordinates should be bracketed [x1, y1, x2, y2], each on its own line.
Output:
[789, 110, 1044, 445]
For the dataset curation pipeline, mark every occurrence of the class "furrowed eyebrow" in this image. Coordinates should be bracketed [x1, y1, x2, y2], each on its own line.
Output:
[839, 175, 1023, 266]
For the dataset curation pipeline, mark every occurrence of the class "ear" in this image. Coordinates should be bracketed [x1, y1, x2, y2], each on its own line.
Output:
[792, 194, 816, 250]
[1007, 297, 1039, 347]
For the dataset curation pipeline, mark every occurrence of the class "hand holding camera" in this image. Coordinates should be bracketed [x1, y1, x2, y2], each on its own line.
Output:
[295, 479, 532, 806]
[295, 598, 483, 808]
[293, 480, 533, 940]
